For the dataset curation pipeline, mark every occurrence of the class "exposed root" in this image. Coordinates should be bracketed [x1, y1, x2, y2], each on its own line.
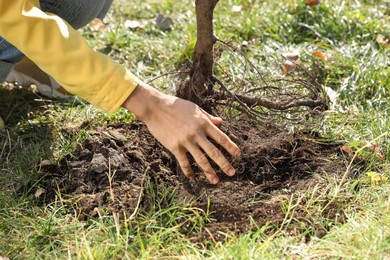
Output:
[176, 1, 328, 126]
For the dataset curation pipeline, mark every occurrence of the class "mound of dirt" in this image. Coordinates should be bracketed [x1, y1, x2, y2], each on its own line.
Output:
[37, 119, 361, 241]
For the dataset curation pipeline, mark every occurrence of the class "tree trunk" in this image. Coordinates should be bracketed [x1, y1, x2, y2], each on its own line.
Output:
[176, 0, 327, 117]
[176, 0, 219, 112]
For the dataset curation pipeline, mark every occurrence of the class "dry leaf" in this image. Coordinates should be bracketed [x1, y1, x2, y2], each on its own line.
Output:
[282, 61, 296, 73]
[91, 18, 105, 31]
[366, 143, 385, 160]
[232, 5, 242, 12]
[125, 19, 149, 29]
[305, 0, 321, 6]
[324, 86, 339, 104]
[341, 145, 353, 155]
[282, 52, 301, 74]
[125, 20, 140, 29]
[376, 34, 390, 47]
[156, 14, 173, 31]
[313, 51, 331, 62]
[35, 188, 46, 198]
[105, 129, 127, 141]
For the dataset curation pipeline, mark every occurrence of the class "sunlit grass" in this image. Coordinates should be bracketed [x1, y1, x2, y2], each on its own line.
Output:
[0, 0, 389, 258]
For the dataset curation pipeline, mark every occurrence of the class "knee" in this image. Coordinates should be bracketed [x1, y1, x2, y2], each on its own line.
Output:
[39, 0, 111, 29]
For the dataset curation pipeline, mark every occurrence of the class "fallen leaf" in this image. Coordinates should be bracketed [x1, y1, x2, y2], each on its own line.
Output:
[232, 5, 242, 12]
[284, 52, 300, 62]
[35, 188, 46, 198]
[156, 14, 173, 31]
[125, 19, 148, 30]
[282, 61, 296, 73]
[305, 0, 321, 6]
[91, 18, 105, 31]
[125, 20, 140, 29]
[313, 51, 331, 62]
[324, 86, 339, 104]
[376, 34, 390, 47]
[366, 143, 385, 160]
[282, 52, 301, 74]
[341, 145, 353, 155]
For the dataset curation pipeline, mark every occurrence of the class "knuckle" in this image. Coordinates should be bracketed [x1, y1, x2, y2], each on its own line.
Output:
[199, 119, 209, 128]
[198, 154, 209, 165]
[218, 134, 229, 145]
[178, 161, 193, 175]
[202, 167, 215, 176]
[170, 145, 180, 155]
[180, 161, 192, 171]
[210, 147, 222, 159]
[186, 127, 199, 142]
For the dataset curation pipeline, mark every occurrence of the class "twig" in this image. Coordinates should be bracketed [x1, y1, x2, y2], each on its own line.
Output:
[129, 165, 150, 220]
[146, 70, 189, 84]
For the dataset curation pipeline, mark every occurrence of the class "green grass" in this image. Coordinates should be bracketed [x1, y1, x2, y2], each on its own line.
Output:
[1, 0, 389, 258]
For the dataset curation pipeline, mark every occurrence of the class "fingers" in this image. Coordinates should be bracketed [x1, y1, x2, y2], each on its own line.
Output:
[187, 146, 220, 184]
[182, 135, 237, 184]
[174, 107, 240, 185]
[175, 150, 195, 181]
[174, 145, 219, 184]
[200, 109, 240, 157]
[206, 124, 240, 159]
[203, 112, 223, 125]
[198, 137, 236, 178]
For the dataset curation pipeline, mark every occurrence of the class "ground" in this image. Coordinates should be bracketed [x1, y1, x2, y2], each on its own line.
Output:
[35, 117, 361, 242]
[1, 0, 389, 258]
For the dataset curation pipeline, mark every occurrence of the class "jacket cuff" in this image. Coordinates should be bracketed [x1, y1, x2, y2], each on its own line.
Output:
[90, 66, 141, 113]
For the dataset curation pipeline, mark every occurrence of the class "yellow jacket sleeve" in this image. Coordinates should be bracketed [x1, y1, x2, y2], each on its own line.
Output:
[0, 0, 140, 113]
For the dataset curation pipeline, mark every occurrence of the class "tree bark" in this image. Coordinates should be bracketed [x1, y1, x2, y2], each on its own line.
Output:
[176, 0, 327, 118]
[193, 0, 218, 77]
[177, 0, 219, 112]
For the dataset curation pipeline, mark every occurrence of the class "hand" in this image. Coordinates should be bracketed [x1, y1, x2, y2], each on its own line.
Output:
[122, 82, 240, 184]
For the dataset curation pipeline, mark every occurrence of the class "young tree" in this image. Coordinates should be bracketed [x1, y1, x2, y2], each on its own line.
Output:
[177, 0, 327, 123]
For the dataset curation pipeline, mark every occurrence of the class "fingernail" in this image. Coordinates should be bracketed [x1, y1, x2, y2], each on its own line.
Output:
[212, 177, 219, 184]
[228, 168, 235, 176]
[235, 150, 241, 157]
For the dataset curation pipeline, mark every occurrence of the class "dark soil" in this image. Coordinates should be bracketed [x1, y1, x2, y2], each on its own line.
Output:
[37, 119, 362, 242]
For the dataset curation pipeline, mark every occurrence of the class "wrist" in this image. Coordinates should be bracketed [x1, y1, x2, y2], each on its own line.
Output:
[121, 81, 164, 121]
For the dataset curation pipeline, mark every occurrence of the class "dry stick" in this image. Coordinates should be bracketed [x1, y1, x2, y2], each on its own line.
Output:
[129, 165, 150, 221]
[212, 68, 323, 112]
[216, 38, 270, 87]
[204, 227, 218, 245]
[146, 70, 189, 84]
[217, 38, 325, 100]
[322, 131, 388, 213]
[106, 158, 117, 202]
[0, 130, 11, 160]
[212, 77, 259, 120]
[235, 94, 324, 111]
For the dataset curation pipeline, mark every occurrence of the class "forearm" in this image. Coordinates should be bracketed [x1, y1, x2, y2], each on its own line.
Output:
[0, 0, 140, 113]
